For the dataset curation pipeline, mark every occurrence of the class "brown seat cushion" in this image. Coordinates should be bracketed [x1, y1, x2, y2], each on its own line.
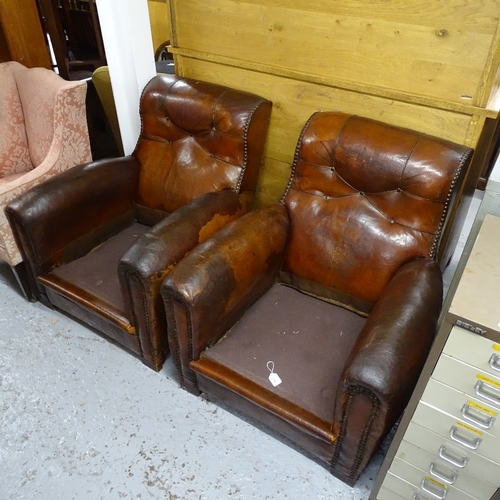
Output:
[200, 283, 366, 423]
[42, 223, 150, 322]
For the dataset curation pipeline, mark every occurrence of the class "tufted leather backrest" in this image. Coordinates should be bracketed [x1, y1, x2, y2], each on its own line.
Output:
[133, 75, 272, 215]
[280, 112, 472, 308]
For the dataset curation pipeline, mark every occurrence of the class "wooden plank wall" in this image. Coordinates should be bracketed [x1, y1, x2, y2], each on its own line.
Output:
[147, 0, 170, 55]
[168, 0, 500, 206]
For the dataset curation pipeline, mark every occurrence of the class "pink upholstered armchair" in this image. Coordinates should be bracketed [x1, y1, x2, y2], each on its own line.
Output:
[0, 61, 91, 296]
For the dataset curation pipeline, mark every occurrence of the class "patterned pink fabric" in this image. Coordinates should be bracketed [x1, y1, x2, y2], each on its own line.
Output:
[0, 64, 33, 176]
[0, 61, 92, 266]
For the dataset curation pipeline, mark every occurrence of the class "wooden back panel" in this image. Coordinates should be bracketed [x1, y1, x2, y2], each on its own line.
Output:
[168, 0, 500, 208]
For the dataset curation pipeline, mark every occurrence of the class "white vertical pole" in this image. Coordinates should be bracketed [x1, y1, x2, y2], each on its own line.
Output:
[95, 0, 156, 155]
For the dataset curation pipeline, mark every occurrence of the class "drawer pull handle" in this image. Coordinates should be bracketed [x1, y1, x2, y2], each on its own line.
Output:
[475, 380, 500, 407]
[421, 477, 447, 499]
[438, 445, 468, 468]
[489, 353, 500, 373]
[461, 403, 496, 429]
[413, 494, 435, 500]
[449, 425, 481, 449]
[429, 462, 457, 485]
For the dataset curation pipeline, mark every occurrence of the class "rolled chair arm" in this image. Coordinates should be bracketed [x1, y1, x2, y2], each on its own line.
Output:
[339, 258, 442, 402]
[161, 203, 289, 393]
[117, 190, 252, 370]
[331, 258, 442, 481]
[5, 157, 140, 299]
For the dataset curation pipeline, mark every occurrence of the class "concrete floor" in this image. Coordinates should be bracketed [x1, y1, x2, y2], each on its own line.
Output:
[0, 193, 482, 500]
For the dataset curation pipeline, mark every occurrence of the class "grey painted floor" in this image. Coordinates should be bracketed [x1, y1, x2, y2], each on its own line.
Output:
[0, 193, 482, 500]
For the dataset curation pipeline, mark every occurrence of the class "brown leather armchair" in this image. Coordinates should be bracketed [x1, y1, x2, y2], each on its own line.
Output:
[5, 74, 272, 371]
[161, 112, 472, 485]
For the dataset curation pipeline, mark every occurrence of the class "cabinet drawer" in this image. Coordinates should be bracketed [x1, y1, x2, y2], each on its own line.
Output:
[376, 485, 405, 500]
[402, 421, 500, 484]
[412, 402, 500, 465]
[395, 440, 497, 498]
[381, 472, 433, 500]
[385, 462, 477, 500]
[421, 379, 500, 439]
[433, 354, 500, 410]
[443, 327, 500, 377]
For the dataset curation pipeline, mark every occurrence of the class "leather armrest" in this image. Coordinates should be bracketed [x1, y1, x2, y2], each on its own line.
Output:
[331, 258, 442, 478]
[117, 190, 252, 370]
[339, 258, 442, 404]
[6, 156, 139, 284]
[161, 203, 289, 393]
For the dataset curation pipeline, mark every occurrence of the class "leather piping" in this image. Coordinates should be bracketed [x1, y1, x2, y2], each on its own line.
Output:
[428, 147, 470, 258]
[330, 385, 380, 481]
[119, 266, 148, 359]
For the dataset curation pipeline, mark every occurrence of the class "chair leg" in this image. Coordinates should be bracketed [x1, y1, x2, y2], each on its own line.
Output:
[11, 262, 37, 302]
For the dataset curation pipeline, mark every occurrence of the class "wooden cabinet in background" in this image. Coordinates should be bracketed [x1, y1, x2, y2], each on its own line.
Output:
[0, 0, 51, 68]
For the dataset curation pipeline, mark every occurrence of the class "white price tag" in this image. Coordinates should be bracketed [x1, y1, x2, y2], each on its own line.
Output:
[267, 361, 282, 387]
[268, 372, 282, 387]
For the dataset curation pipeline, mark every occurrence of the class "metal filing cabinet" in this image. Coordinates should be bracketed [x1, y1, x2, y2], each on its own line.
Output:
[371, 214, 500, 500]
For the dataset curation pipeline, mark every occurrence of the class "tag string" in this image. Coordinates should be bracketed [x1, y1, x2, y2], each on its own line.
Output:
[267, 361, 275, 374]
